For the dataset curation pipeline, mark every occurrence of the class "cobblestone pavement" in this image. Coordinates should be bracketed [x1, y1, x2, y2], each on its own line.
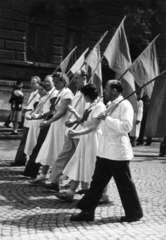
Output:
[0, 140, 166, 240]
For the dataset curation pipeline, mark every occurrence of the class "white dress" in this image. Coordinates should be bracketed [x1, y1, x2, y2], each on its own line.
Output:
[24, 88, 58, 155]
[35, 87, 73, 166]
[63, 101, 106, 183]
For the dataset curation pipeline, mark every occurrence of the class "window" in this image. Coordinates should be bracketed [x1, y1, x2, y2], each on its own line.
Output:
[27, 3, 53, 63]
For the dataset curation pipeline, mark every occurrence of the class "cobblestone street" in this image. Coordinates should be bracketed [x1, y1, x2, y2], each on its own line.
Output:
[0, 140, 166, 240]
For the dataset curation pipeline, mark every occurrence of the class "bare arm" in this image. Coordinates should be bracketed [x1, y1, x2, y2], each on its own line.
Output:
[68, 118, 101, 138]
[40, 99, 71, 128]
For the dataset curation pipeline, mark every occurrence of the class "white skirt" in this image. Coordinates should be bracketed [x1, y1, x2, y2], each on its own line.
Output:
[35, 118, 66, 166]
[24, 120, 42, 155]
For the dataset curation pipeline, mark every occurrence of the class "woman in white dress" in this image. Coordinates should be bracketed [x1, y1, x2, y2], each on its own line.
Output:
[29, 72, 73, 184]
[55, 84, 106, 202]
[24, 83, 47, 156]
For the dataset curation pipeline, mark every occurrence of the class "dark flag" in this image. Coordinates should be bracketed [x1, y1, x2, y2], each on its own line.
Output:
[145, 74, 166, 137]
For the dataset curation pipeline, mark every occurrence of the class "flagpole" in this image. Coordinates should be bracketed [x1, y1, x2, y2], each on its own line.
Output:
[105, 69, 166, 115]
[87, 31, 108, 84]
[52, 46, 77, 75]
[123, 69, 166, 100]
[118, 34, 160, 81]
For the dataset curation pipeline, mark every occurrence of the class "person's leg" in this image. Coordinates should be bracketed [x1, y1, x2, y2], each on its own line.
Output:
[111, 160, 143, 219]
[29, 165, 50, 184]
[23, 125, 50, 178]
[11, 127, 29, 166]
[69, 157, 113, 221]
[159, 137, 166, 156]
[4, 114, 11, 127]
[13, 122, 19, 133]
[130, 136, 136, 147]
[144, 137, 152, 146]
[77, 157, 112, 213]
[48, 137, 79, 185]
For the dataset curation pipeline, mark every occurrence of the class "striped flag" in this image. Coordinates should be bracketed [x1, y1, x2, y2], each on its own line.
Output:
[129, 38, 159, 99]
[145, 74, 166, 137]
[103, 16, 137, 112]
[70, 48, 89, 74]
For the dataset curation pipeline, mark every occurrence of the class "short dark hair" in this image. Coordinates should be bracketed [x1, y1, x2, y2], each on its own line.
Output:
[110, 81, 123, 93]
[52, 72, 69, 86]
[81, 84, 98, 101]
[16, 81, 22, 86]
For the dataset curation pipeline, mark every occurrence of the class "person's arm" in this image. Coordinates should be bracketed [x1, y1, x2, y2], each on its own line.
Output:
[40, 99, 71, 128]
[105, 102, 133, 133]
[67, 105, 82, 122]
[68, 117, 101, 138]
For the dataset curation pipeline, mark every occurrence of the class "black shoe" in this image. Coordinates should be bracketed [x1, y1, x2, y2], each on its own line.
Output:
[120, 213, 143, 222]
[159, 153, 165, 157]
[10, 132, 18, 135]
[55, 192, 73, 203]
[136, 142, 143, 146]
[10, 162, 25, 166]
[75, 189, 89, 195]
[144, 142, 151, 146]
[19, 172, 31, 178]
[70, 211, 94, 222]
[43, 183, 59, 192]
[4, 123, 11, 128]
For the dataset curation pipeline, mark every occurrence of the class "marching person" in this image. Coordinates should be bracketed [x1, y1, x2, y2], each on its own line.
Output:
[11, 76, 41, 166]
[24, 82, 47, 156]
[55, 84, 106, 202]
[21, 75, 58, 178]
[70, 80, 143, 222]
[43, 69, 88, 192]
[25, 72, 73, 182]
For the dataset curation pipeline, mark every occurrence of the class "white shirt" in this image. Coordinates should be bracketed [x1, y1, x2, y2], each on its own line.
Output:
[24, 90, 40, 128]
[97, 96, 134, 161]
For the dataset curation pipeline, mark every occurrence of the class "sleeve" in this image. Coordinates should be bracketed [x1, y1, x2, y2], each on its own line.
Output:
[137, 100, 143, 121]
[93, 102, 106, 118]
[105, 101, 134, 133]
[62, 89, 74, 100]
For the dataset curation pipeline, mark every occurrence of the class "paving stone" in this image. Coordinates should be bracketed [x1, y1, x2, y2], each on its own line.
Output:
[0, 141, 166, 239]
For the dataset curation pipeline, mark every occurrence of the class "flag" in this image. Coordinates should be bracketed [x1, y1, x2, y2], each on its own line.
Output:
[84, 31, 108, 96]
[85, 43, 103, 96]
[103, 16, 137, 112]
[59, 46, 77, 73]
[129, 38, 159, 99]
[70, 48, 89, 74]
[145, 74, 166, 137]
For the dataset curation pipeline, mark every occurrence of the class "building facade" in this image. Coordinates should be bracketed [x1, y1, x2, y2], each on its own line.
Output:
[0, 0, 166, 121]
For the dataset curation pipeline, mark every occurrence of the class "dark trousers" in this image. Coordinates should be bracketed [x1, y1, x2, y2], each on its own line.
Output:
[160, 137, 166, 155]
[78, 157, 143, 218]
[14, 127, 29, 165]
[23, 125, 51, 178]
[5, 114, 11, 126]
